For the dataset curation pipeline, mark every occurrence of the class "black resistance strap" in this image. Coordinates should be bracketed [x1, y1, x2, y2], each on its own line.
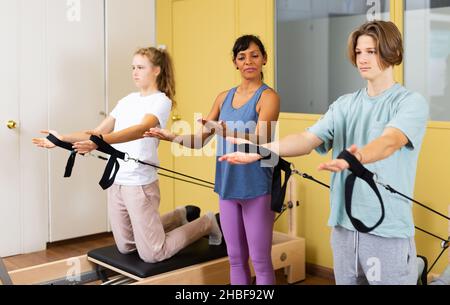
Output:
[46, 135, 449, 273]
[237, 143, 292, 213]
[46, 135, 215, 190]
[290, 149, 449, 274]
[47, 134, 78, 178]
[337, 150, 385, 233]
[89, 135, 126, 189]
[239, 144, 449, 274]
[46, 135, 291, 213]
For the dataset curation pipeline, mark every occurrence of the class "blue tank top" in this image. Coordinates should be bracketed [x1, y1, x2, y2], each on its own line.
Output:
[214, 84, 274, 200]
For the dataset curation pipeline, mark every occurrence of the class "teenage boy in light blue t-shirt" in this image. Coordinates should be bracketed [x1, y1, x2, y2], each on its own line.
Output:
[219, 21, 429, 285]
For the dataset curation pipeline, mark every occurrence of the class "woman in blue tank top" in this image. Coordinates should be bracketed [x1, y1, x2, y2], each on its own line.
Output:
[145, 35, 280, 285]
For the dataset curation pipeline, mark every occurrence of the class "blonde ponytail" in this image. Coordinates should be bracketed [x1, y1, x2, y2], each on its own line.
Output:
[135, 47, 176, 109]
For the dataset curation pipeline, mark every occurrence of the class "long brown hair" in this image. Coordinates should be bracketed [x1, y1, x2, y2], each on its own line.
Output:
[135, 47, 176, 109]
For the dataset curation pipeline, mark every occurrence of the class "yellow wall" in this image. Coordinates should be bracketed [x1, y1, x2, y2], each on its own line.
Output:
[274, 113, 334, 269]
[156, 0, 275, 217]
[156, 0, 274, 97]
[157, 0, 450, 274]
[390, 0, 404, 84]
[413, 122, 450, 274]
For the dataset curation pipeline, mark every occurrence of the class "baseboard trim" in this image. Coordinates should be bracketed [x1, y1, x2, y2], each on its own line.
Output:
[47, 232, 113, 248]
[306, 263, 335, 281]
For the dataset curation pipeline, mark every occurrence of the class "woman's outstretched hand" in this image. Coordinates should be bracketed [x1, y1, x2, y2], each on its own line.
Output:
[144, 128, 176, 142]
[72, 130, 99, 154]
[218, 137, 261, 165]
[198, 118, 227, 137]
[31, 130, 61, 149]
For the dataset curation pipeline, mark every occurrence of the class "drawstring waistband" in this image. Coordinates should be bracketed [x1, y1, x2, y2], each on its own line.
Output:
[354, 230, 360, 277]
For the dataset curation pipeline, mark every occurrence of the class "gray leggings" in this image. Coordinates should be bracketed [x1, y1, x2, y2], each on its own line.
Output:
[331, 226, 418, 285]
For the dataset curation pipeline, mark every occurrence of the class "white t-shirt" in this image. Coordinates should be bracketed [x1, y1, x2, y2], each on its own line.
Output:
[109, 92, 172, 186]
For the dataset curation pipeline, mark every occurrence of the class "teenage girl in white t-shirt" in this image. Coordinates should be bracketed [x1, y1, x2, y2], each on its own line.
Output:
[33, 47, 222, 263]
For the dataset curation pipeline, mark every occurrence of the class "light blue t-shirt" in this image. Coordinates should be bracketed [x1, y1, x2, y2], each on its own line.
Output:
[308, 83, 429, 238]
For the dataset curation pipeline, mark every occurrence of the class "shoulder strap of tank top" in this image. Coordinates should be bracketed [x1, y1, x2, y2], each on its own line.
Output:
[220, 87, 238, 110]
[252, 84, 270, 107]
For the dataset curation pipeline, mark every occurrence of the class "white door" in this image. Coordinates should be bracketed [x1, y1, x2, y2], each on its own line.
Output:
[47, 0, 108, 241]
[0, 0, 21, 257]
[0, 0, 158, 254]
[0, 0, 51, 257]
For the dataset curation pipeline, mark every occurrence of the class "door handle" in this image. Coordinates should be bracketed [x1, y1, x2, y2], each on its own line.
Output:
[7, 120, 17, 129]
[172, 114, 182, 122]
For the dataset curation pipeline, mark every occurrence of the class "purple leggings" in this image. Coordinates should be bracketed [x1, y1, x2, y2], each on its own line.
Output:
[219, 194, 275, 285]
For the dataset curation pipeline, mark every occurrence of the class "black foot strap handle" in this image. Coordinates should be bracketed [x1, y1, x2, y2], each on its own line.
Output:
[89, 135, 126, 190]
[46, 134, 123, 190]
[46, 134, 77, 178]
[237, 144, 292, 213]
[337, 150, 385, 233]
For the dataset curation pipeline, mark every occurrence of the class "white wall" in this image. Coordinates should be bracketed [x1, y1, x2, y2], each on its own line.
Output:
[0, 0, 156, 256]
[47, 0, 109, 242]
[106, 0, 156, 114]
[48, 0, 156, 243]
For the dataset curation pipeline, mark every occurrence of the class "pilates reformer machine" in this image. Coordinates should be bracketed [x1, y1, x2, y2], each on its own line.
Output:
[0, 175, 305, 285]
[1, 135, 305, 285]
[3, 137, 449, 285]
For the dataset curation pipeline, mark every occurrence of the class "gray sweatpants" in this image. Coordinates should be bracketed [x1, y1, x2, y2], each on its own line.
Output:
[331, 226, 418, 285]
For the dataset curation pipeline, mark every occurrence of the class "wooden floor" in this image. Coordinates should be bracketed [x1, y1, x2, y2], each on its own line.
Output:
[3, 233, 115, 271]
[3, 233, 334, 285]
[276, 270, 334, 285]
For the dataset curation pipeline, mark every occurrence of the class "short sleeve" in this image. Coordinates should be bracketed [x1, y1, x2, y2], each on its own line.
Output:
[110, 101, 121, 119]
[307, 102, 337, 155]
[145, 95, 172, 129]
[385, 93, 429, 150]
